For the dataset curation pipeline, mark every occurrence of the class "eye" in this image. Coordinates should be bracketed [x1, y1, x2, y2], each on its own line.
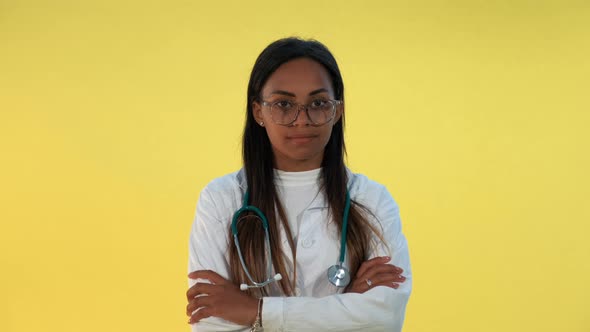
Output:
[310, 99, 329, 109]
[274, 100, 294, 110]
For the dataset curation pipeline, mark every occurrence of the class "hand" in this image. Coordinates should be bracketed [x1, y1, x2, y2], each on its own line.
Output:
[345, 256, 406, 294]
[186, 270, 259, 325]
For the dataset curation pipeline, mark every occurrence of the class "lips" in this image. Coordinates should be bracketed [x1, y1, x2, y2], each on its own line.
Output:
[287, 134, 318, 144]
[288, 135, 317, 139]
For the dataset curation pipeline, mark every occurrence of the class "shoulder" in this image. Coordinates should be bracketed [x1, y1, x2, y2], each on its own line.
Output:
[348, 169, 394, 204]
[347, 169, 400, 222]
[197, 169, 246, 219]
[202, 168, 245, 195]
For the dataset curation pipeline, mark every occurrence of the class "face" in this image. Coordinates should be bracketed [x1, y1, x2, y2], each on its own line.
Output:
[253, 57, 343, 172]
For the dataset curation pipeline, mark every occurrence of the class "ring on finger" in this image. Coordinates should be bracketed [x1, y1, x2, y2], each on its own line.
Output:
[366, 279, 372, 287]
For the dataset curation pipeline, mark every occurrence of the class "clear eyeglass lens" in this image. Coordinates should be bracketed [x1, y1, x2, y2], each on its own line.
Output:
[271, 100, 336, 125]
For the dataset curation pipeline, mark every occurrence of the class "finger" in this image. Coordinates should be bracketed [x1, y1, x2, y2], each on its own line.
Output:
[186, 283, 218, 301]
[355, 256, 391, 278]
[347, 276, 389, 294]
[188, 270, 228, 285]
[186, 295, 213, 316]
[366, 272, 406, 287]
[368, 281, 400, 290]
[356, 256, 390, 277]
[362, 264, 408, 278]
[188, 307, 213, 324]
[361, 264, 404, 281]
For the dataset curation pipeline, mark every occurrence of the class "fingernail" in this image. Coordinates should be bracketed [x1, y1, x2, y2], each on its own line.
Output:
[392, 283, 399, 289]
[382, 256, 391, 260]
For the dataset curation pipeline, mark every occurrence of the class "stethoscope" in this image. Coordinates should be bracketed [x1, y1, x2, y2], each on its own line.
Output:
[231, 190, 351, 291]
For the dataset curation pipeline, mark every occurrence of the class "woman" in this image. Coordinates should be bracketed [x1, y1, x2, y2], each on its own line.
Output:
[186, 37, 412, 331]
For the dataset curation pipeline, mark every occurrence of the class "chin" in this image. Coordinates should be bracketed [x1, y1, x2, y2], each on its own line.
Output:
[289, 148, 324, 159]
[274, 147, 325, 167]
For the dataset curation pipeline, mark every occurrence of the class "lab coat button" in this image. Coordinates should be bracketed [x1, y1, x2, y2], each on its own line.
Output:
[302, 238, 315, 248]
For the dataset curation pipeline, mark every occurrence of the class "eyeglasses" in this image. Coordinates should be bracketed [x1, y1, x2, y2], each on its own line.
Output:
[260, 99, 343, 126]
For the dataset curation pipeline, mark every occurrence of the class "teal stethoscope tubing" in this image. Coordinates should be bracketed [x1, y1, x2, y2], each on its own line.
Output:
[231, 190, 351, 290]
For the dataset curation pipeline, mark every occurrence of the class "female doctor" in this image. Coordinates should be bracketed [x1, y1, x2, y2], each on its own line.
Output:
[185, 37, 412, 331]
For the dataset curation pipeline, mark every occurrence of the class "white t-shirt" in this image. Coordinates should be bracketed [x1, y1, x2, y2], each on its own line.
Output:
[274, 167, 322, 244]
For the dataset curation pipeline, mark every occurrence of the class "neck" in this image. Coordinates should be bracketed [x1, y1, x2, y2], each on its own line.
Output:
[273, 155, 323, 172]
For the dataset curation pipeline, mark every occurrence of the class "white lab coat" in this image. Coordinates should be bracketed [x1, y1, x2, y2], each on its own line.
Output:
[188, 168, 412, 332]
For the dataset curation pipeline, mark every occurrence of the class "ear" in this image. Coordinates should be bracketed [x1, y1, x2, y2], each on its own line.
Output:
[252, 101, 264, 125]
[333, 101, 344, 124]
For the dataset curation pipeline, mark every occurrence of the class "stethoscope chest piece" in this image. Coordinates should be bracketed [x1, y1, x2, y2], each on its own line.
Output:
[327, 264, 350, 287]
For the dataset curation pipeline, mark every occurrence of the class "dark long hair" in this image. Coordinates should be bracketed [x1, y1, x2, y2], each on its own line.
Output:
[229, 37, 382, 296]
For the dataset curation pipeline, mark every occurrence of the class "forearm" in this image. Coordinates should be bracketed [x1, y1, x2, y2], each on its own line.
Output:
[190, 317, 250, 332]
[261, 225, 412, 331]
[261, 285, 411, 332]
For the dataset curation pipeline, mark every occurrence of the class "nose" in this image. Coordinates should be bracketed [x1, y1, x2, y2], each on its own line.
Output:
[291, 104, 312, 126]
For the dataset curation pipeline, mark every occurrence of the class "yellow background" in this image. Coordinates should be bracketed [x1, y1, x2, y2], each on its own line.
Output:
[1, 1, 588, 331]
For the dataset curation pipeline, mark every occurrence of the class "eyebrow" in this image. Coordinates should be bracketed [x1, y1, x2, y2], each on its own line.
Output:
[269, 88, 329, 97]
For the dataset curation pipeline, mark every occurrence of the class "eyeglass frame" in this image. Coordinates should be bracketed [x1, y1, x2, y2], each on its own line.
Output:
[259, 99, 344, 126]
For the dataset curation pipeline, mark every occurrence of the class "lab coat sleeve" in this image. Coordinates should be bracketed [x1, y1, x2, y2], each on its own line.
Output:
[187, 186, 250, 332]
[261, 185, 412, 332]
